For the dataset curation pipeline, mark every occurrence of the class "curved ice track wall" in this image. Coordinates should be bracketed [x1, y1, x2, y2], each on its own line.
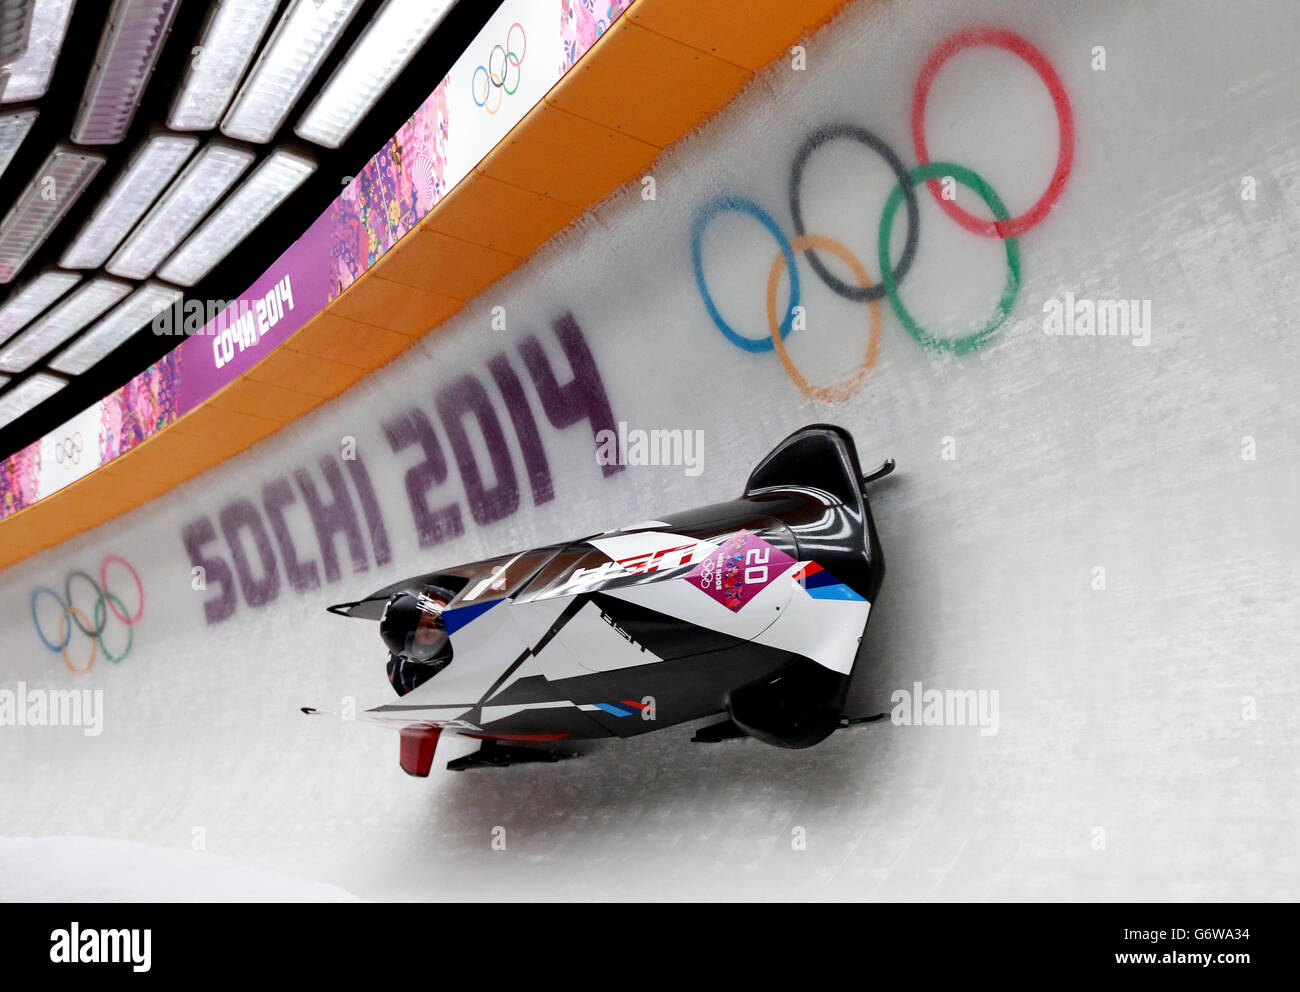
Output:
[2, 0, 1297, 900]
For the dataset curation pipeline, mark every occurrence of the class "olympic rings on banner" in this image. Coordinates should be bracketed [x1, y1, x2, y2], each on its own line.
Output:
[912, 26, 1074, 238]
[472, 66, 503, 113]
[789, 124, 919, 303]
[29, 555, 145, 673]
[767, 234, 881, 402]
[507, 21, 526, 66]
[692, 196, 801, 353]
[879, 162, 1020, 354]
[472, 22, 526, 114]
[488, 45, 508, 86]
[691, 27, 1073, 398]
[55, 431, 83, 469]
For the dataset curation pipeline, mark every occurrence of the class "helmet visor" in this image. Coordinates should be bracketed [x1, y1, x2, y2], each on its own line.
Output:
[380, 590, 453, 663]
[404, 598, 450, 662]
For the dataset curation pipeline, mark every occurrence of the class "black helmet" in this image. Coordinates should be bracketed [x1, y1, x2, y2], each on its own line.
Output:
[379, 588, 453, 664]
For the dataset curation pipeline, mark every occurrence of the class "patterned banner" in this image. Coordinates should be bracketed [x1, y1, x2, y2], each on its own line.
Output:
[0, 0, 631, 521]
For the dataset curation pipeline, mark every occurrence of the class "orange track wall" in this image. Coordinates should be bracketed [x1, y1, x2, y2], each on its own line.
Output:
[0, 0, 852, 571]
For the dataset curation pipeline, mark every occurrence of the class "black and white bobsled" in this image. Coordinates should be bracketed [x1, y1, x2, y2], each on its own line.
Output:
[321, 424, 892, 774]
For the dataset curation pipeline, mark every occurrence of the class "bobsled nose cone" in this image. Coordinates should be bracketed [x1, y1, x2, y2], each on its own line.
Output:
[726, 658, 850, 749]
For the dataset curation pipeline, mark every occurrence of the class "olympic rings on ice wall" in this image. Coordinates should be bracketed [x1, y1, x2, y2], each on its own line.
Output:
[30, 556, 145, 674]
[691, 27, 1074, 399]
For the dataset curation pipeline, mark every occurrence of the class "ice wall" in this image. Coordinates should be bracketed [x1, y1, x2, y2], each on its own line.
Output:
[1, 0, 1297, 900]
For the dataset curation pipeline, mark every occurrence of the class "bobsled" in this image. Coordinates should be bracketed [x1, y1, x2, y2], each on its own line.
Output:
[317, 424, 893, 774]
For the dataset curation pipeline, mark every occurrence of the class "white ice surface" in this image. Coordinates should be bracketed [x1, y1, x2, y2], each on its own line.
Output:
[0, 837, 358, 901]
[1, 0, 1297, 901]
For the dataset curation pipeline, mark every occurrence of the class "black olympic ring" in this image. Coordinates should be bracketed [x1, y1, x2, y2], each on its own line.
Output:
[488, 45, 508, 85]
[788, 124, 920, 303]
[66, 569, 108, 637]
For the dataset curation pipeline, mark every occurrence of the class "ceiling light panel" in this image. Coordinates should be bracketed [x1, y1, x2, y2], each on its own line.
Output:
[158, 147, 315, 285]
[221, 0, 363, 144]
[49, 280, 181, 374]
[0, 144, 106, 284]
[0, 0, 73, 103]
[0, 276, 131, 373]
[0, 371, 65, 428]
[0, 106, 38, 183]
[295, 0, 454, 149]
[167, 0, 281, 131]
[106, 139, 254, 279]
[71, 0, 181, 145]
[60, 132, 198, 269]
[0, 269, 79, 347]
[0, 1, 37, 69]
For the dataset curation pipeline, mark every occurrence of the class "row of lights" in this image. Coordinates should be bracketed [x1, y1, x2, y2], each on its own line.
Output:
[0, 0, 455, 432]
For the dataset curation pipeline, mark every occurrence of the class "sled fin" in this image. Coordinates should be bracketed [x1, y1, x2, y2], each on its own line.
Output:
[744, 424, 866, 506]
[862, 458, 896, 485]
[328, 572, 471, 621]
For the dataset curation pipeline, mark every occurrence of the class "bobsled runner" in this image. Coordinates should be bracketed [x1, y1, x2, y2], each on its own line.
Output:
[316, 424, 892, 775]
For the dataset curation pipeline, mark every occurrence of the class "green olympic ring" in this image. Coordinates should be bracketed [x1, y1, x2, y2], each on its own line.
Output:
[92, 591, 134, 664]
[878, 161, 1021, 355]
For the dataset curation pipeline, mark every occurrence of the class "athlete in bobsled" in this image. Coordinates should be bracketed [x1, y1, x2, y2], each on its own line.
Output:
[319, 424, 894, 774]
[380, 587, 457, 695]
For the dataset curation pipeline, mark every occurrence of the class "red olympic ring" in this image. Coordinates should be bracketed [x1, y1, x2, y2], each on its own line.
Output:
[506, 22, 526, 65]
[100, 554, 144, 625]
[911, 27, 1074, 238]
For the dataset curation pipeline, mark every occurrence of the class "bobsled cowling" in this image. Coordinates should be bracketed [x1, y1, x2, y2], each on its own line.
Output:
[326, 424, 887, 767]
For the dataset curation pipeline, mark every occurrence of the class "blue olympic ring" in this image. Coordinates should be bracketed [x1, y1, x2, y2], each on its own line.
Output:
[691, 196, 801, 353]
[471, 64, 494, 109]
[31, 586, 71, 651]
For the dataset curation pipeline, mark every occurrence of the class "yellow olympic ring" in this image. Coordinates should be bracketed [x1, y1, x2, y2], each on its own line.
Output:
[58, 604, 97, 675]
[766, 234, 881, 403]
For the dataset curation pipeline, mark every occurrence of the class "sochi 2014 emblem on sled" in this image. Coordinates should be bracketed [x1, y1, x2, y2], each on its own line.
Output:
[687, 529, 795, 612]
